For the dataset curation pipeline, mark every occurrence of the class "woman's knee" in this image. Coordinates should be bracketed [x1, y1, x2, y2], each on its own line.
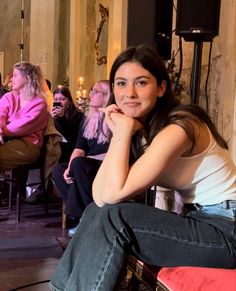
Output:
[70, 156, 87, 171]
[52, 164, 67, 184]
[95, 203, 129, 227]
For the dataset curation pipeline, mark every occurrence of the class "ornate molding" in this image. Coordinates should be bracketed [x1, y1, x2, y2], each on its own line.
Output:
[94, 3, 109, 66]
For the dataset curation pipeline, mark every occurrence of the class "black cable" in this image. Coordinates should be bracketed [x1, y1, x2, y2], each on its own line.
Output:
[174, 36, 183, 94]
[204, 41, 213, 113]
[8, 280, 50, 291]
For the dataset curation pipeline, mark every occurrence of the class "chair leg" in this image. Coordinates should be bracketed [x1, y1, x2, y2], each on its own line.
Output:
[42, 184, 49, 216]
[15, 177, 23, 222]
[8, 181, 13, 212]
[7, 170, 13, 213]
[40, 169, 49, 216]
[16, 192, 21, 222]
[62, 202, 68, 229]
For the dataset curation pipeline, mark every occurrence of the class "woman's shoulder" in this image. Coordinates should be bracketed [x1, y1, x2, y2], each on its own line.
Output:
[33, 95, 47, 104]
[2, 91, 15, 98]
[0, 91, 17, 103]
[27, 95, 48, 112]
[170, 104, 208, 118]
[65, 107, 84, 122]
[169, 104, 209, 127]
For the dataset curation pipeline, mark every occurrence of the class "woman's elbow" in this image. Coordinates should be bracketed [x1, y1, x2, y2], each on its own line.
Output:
[92, 189, 120, 206]
[92, 193, 105, 207]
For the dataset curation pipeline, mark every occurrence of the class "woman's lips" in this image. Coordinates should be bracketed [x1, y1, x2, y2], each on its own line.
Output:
[123, 102, 140, 107]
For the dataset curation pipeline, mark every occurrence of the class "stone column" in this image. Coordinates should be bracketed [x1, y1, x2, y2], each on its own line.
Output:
[107, 0, 128, 76]
[29, 0, 57, 84]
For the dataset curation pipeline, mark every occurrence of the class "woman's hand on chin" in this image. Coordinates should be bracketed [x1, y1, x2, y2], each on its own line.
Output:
[100, 105, 143, 135]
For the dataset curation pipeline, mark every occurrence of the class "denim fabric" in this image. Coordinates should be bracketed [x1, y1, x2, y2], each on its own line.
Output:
[194, 200, 236, 221]
[50, 201, 236, 291]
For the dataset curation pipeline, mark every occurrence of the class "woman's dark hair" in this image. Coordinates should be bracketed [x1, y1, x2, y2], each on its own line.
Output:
[45, 79, 51, 90]
[107, 44, 228, 160]
[169, 104, 228, 150]
[108, 44, 179, 158]
[53, 85, 73, 101]
[53, 85, 78, 118]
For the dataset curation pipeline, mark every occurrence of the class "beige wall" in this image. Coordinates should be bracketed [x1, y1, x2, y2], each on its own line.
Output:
[107, 0, 128, 75]
[69, 0, 110, 97]
[30, 0, 70, 90]
[0, 0, 30, 78]
[212, 0, 236, 157]
[1, 0, 236, 160]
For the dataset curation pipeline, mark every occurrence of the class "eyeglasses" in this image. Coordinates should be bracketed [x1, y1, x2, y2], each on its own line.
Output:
[89, 89, 105, 95]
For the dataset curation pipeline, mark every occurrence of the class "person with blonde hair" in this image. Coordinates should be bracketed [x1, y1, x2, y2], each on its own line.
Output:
[0, 61, 48, 170]
[52, 80, 110, 236]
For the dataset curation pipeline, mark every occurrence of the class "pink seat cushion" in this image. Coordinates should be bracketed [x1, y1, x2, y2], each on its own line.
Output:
[158, 267, 236, 291]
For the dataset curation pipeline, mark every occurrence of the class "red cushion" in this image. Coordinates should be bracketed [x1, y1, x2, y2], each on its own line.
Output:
[157, 267, 236, 291]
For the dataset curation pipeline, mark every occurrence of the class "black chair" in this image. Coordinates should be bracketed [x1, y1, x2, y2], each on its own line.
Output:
[1, 136, 49, 222]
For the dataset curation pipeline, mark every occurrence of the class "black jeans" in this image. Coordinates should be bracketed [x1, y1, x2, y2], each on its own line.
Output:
[52, 157, 102, 218]
[50, 201, 236, 291]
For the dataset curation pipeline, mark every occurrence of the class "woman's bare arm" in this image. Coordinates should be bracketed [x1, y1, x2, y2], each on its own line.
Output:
[92, 111, 192, 207]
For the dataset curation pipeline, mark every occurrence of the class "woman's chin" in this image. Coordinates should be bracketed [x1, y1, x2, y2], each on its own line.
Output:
[122, 108, 143, 119]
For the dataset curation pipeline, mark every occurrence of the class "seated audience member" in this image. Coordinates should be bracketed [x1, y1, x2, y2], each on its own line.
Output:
[45, 79, 52, 91]
[43, 78, 54, 110]
[52, 80, 110, 236]
[50, 45, 236, 291]
[0, 73, 10, 98]
[2, 71, 13, 91]
[51, 85, 84, 163]
[0, 61, 48, 171]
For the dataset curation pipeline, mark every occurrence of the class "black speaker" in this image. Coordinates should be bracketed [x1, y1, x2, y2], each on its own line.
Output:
[156, 0, 173, 60]
[176, 0, 221, 42]
[156, 0, 173, 34]
[127, 0, 173, 60]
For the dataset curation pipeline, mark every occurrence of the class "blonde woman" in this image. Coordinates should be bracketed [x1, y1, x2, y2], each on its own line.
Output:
[0, 62, 48, 170]
[52, 80, 110, 236]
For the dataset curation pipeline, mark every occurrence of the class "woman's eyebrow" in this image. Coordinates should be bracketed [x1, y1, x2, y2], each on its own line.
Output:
[114, 77, 126, 81]
[115, 76, 150, 81]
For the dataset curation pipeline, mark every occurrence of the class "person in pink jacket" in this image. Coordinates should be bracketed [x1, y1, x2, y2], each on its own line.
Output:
[0, 61, 48, 170]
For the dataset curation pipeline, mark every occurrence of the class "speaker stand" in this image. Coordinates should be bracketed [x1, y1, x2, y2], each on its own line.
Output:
[191, 41, 203, 105]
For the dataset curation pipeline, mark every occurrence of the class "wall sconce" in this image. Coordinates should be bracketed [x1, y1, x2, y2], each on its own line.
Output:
[76, 76, 89, 113]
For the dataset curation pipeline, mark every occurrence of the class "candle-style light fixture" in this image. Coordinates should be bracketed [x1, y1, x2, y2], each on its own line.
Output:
[76, 76, 89, 113]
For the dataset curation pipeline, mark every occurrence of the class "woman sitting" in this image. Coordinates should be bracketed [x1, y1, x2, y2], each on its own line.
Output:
[51, 85, 84, 163]
[0, 61, 48, 171]
[52, 80, 110, 236]
[0, 73, 10, 98]
[50, 44, 236, 291]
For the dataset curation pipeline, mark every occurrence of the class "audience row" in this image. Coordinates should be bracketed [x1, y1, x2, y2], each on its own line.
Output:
[0, 61, 110, 238]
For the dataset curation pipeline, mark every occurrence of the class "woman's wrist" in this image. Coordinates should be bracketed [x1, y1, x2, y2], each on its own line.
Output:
[111, 133, 132, 145]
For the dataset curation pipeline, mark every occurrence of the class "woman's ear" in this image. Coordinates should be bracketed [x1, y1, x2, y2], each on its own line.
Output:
[157, 80, 167, 97]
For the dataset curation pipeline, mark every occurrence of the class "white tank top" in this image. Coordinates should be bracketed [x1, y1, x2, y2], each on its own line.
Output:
[158, 129, 236, 205]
